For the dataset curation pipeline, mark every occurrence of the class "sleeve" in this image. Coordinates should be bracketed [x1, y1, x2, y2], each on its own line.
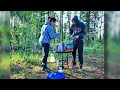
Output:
[79, 23, 87, 38]
[47, 26, 60, 39]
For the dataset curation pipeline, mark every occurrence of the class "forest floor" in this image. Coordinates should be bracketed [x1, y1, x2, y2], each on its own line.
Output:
[10, 52, 104, 79]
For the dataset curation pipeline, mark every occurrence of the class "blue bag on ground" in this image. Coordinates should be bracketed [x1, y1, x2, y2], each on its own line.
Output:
[46, 71, 66, 79]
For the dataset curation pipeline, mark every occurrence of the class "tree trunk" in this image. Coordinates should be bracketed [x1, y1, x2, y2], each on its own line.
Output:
[61, 11, 63, 42]
[67, 11, 71, 40]
[99, 11, 104, 42]
[79, 11, 81, 20]
[52, 11, 55, 17]
[51, 11, 56, 44]
[47, 11, 50, 16]
[87, 11, 90, 46]
[93, 11, 96, 42]
[59, 11, 62, 42]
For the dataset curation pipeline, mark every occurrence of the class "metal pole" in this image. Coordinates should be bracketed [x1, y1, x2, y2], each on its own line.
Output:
[67, 11, 71, 40]
[61, 11, 64, 69]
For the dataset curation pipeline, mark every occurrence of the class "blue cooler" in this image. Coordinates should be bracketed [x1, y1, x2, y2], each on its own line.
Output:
[46, 71, 66, 79]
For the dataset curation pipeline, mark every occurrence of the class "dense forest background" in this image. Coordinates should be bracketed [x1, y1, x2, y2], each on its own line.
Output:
[9, 11, 104, 79]
[0, 11, 108, 79]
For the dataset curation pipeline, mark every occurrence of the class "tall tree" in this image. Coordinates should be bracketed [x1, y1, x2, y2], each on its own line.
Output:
[86, 11, 91, 46]
[47, 11, 50, 16]
[52, 11, 56, 44]
[67, 11, 71, 40]
[79, 11, 81, 20]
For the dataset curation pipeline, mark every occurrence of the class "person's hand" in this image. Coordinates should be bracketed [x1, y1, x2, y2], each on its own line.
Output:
[78, 28, 82, 32]
[58, 32, 61, 35]
[68, 34, 71, 37]
[75, 35, 79, 39]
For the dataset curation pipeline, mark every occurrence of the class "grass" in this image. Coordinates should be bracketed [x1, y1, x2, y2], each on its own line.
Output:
[84, 41, 104, 53]
[9, 41, 104, 79]
[10, 50, 104, 79]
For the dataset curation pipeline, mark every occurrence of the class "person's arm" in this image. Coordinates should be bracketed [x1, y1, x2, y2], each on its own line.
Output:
[78, 23, 87, 39]
[47, 26, 60, 39]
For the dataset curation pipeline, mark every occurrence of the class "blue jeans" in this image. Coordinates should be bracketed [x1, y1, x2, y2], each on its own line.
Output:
[41, 43, 50, 66]
[72, 39, 83, 65]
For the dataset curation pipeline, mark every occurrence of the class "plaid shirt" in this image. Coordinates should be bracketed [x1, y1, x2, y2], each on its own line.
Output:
[39, 22, 60, 45]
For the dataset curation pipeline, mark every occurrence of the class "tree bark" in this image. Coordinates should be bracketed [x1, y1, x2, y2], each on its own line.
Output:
[87, 11, 90, 46]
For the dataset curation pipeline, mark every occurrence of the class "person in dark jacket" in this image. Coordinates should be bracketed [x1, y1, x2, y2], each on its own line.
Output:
[39, 17, 60, 72]
[68, 16, 86, 69]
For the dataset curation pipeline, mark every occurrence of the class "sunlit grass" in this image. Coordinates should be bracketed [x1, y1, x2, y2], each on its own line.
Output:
[31, 66, 41, 72]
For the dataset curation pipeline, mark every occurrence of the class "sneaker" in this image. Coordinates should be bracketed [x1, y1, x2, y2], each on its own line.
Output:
[41, 63, 45, 67]
[80, 64, 83, 69]
[42, 66, 51, 73]
[72, 65, 76, 69]
[72, 61, 76, 69]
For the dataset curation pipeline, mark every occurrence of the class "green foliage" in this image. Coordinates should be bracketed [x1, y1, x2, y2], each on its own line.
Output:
[84, 41, 104, 53]
[10, 51, 104, 79]
[10, 11, 45, 54]
[10, 11, 104, 79]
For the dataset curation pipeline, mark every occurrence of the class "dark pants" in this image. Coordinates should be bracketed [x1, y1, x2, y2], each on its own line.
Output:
[41, 43, 50, 66]
[72, 39, 83, 65]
